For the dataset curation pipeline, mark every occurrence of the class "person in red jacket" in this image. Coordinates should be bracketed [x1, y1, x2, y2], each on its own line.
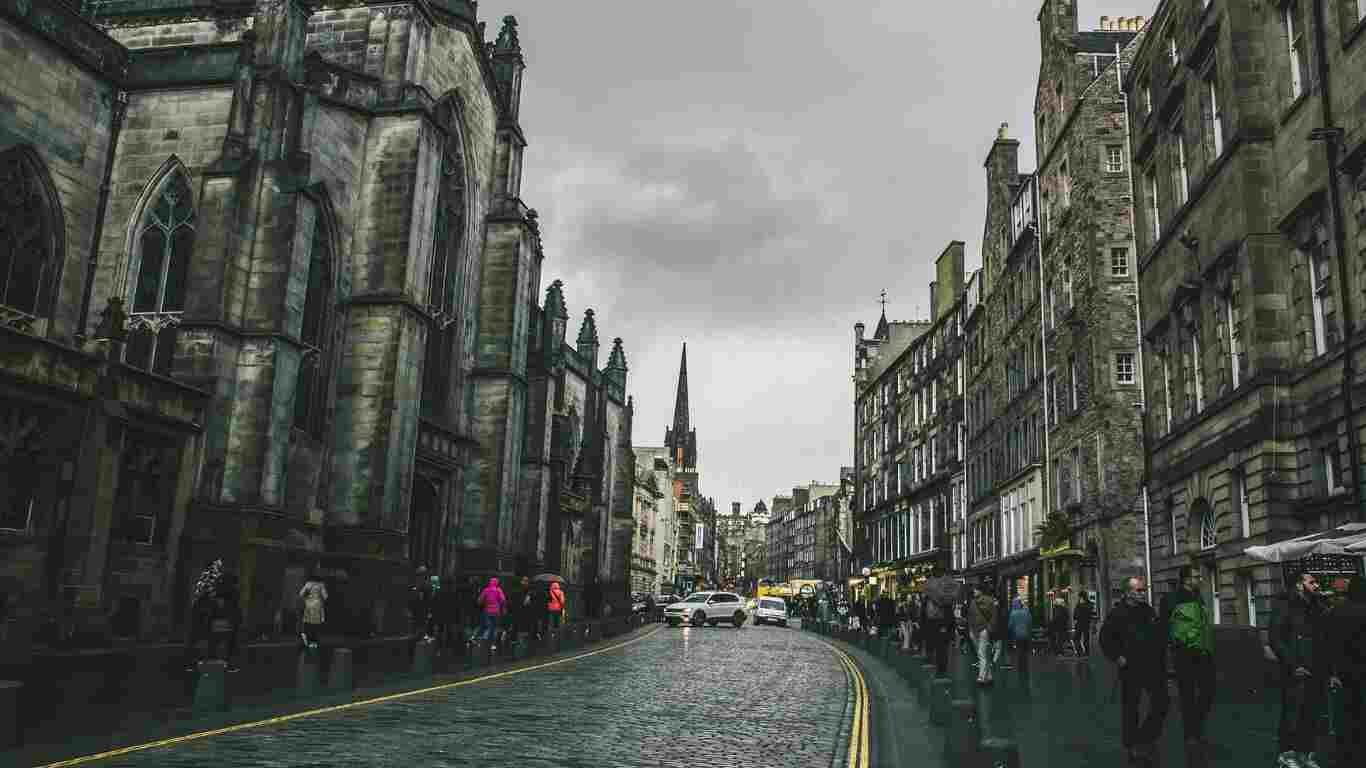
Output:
[547, 581, 566, 630]
[476, 577, 507, 649]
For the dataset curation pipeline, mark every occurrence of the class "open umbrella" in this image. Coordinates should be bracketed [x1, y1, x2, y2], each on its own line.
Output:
[532, 573, 565, 583]
[1244, 522, 1366, 563]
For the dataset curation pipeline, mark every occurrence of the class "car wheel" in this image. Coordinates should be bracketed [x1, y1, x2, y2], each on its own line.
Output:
[732, 611, 745, 627]
[780, 620, 788, 628]
[667, 619, 678, 627]
[754, 618, 763, 626]
[691, 612, 706, 627]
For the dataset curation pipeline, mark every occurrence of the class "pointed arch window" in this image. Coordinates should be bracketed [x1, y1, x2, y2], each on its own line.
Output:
[293, 211, 332, 438]
[126, 170, 195, 376]
[0, 146, 63, 331]
[422, 99, 469, 422]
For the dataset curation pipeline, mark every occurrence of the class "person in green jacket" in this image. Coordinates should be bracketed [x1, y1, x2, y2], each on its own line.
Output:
[1160, 566, 1216, 749]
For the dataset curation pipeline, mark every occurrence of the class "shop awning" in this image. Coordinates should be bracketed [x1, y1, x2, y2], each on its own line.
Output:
[1244, 522, 1366, 563]
[1040, 546, 1086, 560]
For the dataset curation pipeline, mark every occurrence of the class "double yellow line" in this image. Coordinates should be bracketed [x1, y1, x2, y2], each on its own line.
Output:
[824, 641, 870, 768]
[34, 625, 662, 768]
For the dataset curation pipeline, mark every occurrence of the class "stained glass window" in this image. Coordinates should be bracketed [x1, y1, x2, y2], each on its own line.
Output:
[0, 147, 59, 329]
[127, 171, 195, 375]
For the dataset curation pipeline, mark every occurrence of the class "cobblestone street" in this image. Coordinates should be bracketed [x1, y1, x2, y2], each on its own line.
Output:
[69, 624, 852, 768]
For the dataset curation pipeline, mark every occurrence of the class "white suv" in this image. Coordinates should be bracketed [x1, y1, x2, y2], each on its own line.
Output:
[663, 591, 747, 628]
[752, 597, 789, 627]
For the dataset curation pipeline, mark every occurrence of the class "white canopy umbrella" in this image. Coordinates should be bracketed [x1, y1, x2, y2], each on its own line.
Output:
[1243, 522, 1366, 563]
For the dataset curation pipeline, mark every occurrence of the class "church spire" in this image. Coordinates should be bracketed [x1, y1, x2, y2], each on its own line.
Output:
[664, 342, 696, 469]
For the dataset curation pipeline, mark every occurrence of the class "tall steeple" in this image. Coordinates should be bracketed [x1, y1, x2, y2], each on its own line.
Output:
[664, 343, 696, 470]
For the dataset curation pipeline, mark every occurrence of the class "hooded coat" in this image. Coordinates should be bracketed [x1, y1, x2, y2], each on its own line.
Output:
[478, 578, 507, 616]
[547, 582, 566, 613]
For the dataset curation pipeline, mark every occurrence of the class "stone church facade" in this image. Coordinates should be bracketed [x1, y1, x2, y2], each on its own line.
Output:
[0, 0, 635, 648]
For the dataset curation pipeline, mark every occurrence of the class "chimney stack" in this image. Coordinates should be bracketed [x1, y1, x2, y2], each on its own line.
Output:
[997, 122, 1009, 140]
[1135, 15, 1145, 29]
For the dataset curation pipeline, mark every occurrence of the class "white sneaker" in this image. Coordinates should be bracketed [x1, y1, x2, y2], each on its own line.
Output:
[1277, 751, 1303, 768]
[1301, 753, 1321, 768]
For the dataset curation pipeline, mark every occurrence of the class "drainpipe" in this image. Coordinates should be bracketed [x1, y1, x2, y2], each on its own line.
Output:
[1117, 41, 1154, 594]
[1310, 0, 1361, 507]
[76, 89, 128, 344]
[1034, 179, 1052, 533]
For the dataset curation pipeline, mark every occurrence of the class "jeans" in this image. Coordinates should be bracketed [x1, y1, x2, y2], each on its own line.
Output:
[1279, 668, 1324, 754]
[975, 629, 995, 682]
[924, 621, 949, 677]
[547, 611, 562, 630]
[1172, 650, 1215, 741]
[479, 613, 500, 643]
[1120, 666, 1170, 748]
[1076, 625, 1091, 655]
[1014, 639, 1031, 674]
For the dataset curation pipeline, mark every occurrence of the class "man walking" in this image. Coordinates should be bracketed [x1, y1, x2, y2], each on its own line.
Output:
[1327, 575, 1365, 767]
[922, 566, 956, 678]
[969, 581, 1000, 685]
[1269, 572, 1331, 768]
[1100, 576, 1169, 764]
[1160, 566, 1216, 750]
[1074, 592, 1095, 656]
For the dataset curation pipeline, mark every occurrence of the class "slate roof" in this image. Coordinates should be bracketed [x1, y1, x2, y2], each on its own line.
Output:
[1072, 30, 1137, 54]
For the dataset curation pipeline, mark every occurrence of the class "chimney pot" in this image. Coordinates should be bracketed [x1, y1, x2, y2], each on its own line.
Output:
[1136, 16, 1145, 29]
[997, 122, 1009, 139]
[1100, 15, 1109, 30]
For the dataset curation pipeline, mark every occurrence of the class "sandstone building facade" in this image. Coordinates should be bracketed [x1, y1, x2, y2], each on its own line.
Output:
[1128, 0, 1366, 624]
[0, 0, 636, 648]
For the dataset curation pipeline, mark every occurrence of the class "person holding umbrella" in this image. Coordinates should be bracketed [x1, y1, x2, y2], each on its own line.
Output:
[547, 578, 566, 629]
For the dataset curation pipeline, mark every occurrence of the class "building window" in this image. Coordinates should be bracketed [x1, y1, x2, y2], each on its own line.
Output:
[1144, 167, 1161, 244]
[1232, 467, 1250, 537]
[1307, 237, 1336, 357]
[1114, 352, 1136, 385]
[293, 211, 332, 438]
[126, 168, 196, 376]
[0, 146, 62, 328]
[1111, 246, 1130, 277]
[1243, 575, 1257, 627]
[1168, 33, 1180, 69]
[1141, 79, 1152, 116]
[1357, 0, 1366, 25]
[1096, 433, 1106, 491]
[1060, 156, 1072, 208]
[1068, 353, 1079, 411]
[1063, 260, 1073, 309]
[1200, 505, 1217, 550]
[1203, 67, 1225, 162]
[1105, 145, 1125, 173]
[1071, 445, 1082, 502]
[1048, 369, 1059, 426]
[112, 426, 172, 545]
[1321, 445, 1342, 495]
[1170, 505, 1180, 553]
[1285, 0, 1308, 100]
[1220, 290, 1242, 390]
[1172, 124, 1190, 207]
[1161, 353, 1174, 434]
[1205, 564, 1221, 623]
[1192, 326, 1205, 412]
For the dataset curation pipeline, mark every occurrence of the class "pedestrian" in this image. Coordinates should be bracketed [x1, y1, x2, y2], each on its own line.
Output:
[1075, 592, 1095, 656]
[505, 575, 529, 644]
[435, 577, 460, 653]
[408, 567, 433, 639]
[1099, 576, 1169, 764]
[644, 592, 656, 623]
[1327, 575, 1366, 767]
[876, 592, 897, 638]
[921, 567, 956, 677]
[547, 580, 566, 630]
[476, 577, 507, 650]
[1050, 596, 1071, 655]
[585, 577, 602, 620]
[183, 558, 223, 670]
[299, 566, 328, 649]
[1160, 566, 1216, 749]
[968, 581, 999, 685]
[211, 569, 242, 672]
[1269, 571, 1332, 768]
[1007, 597, 1033, 674]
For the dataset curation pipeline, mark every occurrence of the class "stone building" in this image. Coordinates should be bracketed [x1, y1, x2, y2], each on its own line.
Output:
[628, 457, 663, 594]
[853, 243, 967, 598]
[1032, 0, 1147, 613]
[633, 446, 676, 595]
[0, 0, 634, 647]
[1126, 0, 1366, 624]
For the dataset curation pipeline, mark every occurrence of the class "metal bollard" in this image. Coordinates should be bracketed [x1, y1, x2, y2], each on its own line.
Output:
[327, 648, 354, 691]
[297, 644, 321, 696]
[411, 637, 434, 676]
[513, 638, 529, 660]
[979, 737, 1021, 768]
[928, 677, 954, 725]
[947, 699, 980, 759]
[0, 680, 22, 748]
[192, 659, 228, 714]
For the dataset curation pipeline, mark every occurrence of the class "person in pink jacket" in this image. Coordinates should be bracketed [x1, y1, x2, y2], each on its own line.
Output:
[477, 577, 507, 648]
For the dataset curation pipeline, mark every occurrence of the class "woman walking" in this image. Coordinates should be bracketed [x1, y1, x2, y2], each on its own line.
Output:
[477, 577, 507, 650]
[1008, 598, 1033, 674]
[299, 567, 328, 649]
[547, 580, 566, 631]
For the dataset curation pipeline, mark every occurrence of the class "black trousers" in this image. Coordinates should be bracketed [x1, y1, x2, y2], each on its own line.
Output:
[1172, 650, 1215, 741]
[924, 621, 949, 677]
[1279, 668, 1324, 754]
[1076, 624, 1091, 655]
[1341, 673, 1364, 765]
[1120, 666, 1170, 748]
[1015, 639, 1030, 674]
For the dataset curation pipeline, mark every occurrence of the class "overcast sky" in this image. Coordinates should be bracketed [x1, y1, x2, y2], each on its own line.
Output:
[479, 0, 1148, 514]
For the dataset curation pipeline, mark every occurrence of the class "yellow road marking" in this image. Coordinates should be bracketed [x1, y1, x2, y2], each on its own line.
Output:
[34, 625, 663, 768]
[816, 638, 870, 768]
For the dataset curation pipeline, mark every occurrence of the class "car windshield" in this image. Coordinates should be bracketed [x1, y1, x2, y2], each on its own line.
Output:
[683, 593, 709, 603]
[760, 599, 785, 610]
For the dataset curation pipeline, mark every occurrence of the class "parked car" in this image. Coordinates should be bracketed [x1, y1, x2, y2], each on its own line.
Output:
[663, 591, 747, 628]
[753, 597, 789, 627]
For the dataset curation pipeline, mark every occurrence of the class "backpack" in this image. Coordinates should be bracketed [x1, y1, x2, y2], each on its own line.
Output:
[1168, 600, 1214, 655]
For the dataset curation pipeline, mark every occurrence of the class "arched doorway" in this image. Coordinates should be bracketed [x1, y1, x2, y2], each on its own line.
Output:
[409, 477, 441, 572]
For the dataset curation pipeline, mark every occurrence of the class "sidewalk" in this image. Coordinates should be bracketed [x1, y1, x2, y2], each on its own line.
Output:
[4, 616, 651, 768]
[809, 621, 1343, 768]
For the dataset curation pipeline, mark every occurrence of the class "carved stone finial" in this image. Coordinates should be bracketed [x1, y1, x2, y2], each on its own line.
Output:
[93, 296, 128, 342]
